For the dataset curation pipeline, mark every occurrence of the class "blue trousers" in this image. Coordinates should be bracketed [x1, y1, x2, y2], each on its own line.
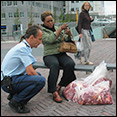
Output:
[2, 72, 46, 105]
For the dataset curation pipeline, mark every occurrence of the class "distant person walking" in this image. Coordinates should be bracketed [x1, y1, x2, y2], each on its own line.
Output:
[1, 25, 46, 113]
[76, 1, 94, 65]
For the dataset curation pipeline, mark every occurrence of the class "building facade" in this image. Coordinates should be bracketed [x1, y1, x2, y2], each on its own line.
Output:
[1, 1, 105, 37]
[1, 1, 64, 36]
[64, 1, 104, 15]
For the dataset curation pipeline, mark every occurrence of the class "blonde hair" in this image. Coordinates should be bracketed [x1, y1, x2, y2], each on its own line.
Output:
[41, 11, 53, 21]
[81, 1, 92, 12]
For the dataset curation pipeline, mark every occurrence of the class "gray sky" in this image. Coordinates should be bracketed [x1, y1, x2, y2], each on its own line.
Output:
[104, 1, 116, 15]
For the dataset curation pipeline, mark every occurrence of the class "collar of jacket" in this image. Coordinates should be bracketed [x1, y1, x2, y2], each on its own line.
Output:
[41, 24, 56, 32]
[83, 9, 89, 13]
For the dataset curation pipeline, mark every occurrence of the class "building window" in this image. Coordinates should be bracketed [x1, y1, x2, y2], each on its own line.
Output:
[7, 1, 12, 6]
[71, 8, 74, 11]
[32, 1, 35, 6]
[28, 1, 35, 6]
[63, 9, 65, 13]
[76, 1, 79, 3]
[28, 12, 34, 17]
[43, 3, 48, 8]
[35, 2, 38, 7]
[1, 13, 6, 18]
[35, 13, 40, 18]
[20, 12, 24, 17]
[37, 2, 41, 7]
[13, 24, 21, 31]
[35, 2, 42, 7]
[39, 2, 42, 7]
[13, 1, 17, 5]
[8, 13, 13, 18]
[49, 5, 51, 9]
[14, 12, 19, 17]
[21, 1, 24, 5]
[1, 1, 6, 6]
[28, 1, 31, 5]
[91, 7, 93, 11]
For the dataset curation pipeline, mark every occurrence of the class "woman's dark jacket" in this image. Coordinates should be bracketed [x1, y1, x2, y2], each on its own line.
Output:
[77, 9, 93, 34]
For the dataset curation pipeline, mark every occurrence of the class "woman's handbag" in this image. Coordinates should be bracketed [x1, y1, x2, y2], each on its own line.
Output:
[89, 27, 95, 42]
[59, 33, 77, 53]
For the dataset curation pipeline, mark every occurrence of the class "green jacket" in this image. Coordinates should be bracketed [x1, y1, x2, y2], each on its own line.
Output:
[41, 25, 69, 56]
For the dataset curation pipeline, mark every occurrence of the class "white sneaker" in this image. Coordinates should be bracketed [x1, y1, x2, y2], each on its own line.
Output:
[84, 61, 94, 65]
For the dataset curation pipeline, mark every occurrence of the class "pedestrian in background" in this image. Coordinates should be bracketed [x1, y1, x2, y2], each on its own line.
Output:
[1, 25, 46, 113]
[41, 11, 76, 103]
[76, 1, 94, 65]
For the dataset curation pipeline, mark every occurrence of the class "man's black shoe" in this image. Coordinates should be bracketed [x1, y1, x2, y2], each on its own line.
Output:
[8, 99, 30, 113]
[7, 94, 13, 100]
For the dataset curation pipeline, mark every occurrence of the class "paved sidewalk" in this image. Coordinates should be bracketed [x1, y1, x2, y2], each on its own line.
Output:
[1, 39, 116, 116]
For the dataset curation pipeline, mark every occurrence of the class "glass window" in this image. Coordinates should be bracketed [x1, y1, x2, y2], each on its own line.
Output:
[71, 8, 74, 11]
[32, 1, 35, 6]
[35, 2, 38, 7]
[13, 1, 17, 5]
[8, 13, 13, 18]
[76, 1, 79, 3]
[20, 12, 24, 17]
[14, 12, 19, 17]
[7, 1, 12, 6]
[49, 5, 51, 9]
[43, 3, 48, 8]
[21, 1, 24, 5]
[28, 1, 31, 5]
[38, 2, 41, 7]
[1, 13, 6, 18]
[28, 12, 33, 17]
[1, 1, 6, 6]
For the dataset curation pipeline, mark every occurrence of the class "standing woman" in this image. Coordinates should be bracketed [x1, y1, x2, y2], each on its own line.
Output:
[77, 1, 94, 65]
[41, 11, 76, 103]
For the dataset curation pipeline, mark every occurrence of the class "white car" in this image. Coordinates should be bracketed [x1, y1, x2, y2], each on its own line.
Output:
[92, 18, 115, 26]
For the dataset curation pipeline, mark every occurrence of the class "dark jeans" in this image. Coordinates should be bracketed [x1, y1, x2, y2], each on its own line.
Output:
[1, 72, 46, 105]
[43, 53, 76, 93]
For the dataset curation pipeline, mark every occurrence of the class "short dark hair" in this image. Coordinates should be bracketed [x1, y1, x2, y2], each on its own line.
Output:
[19, 25, 41, 42]
[41, 11, 53, 22]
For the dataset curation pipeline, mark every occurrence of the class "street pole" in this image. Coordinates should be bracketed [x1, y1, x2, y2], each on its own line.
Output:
[51, 1, 53, 14]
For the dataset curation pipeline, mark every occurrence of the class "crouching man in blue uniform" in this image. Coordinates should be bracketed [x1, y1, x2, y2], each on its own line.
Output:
[1, 25, 46, 113]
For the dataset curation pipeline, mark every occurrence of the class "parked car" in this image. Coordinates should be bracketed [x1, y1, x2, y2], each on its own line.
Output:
[92, 18, 115, 26]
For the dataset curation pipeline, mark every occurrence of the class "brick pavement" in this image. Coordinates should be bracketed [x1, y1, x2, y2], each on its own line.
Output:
[1, 39, 116, 116]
